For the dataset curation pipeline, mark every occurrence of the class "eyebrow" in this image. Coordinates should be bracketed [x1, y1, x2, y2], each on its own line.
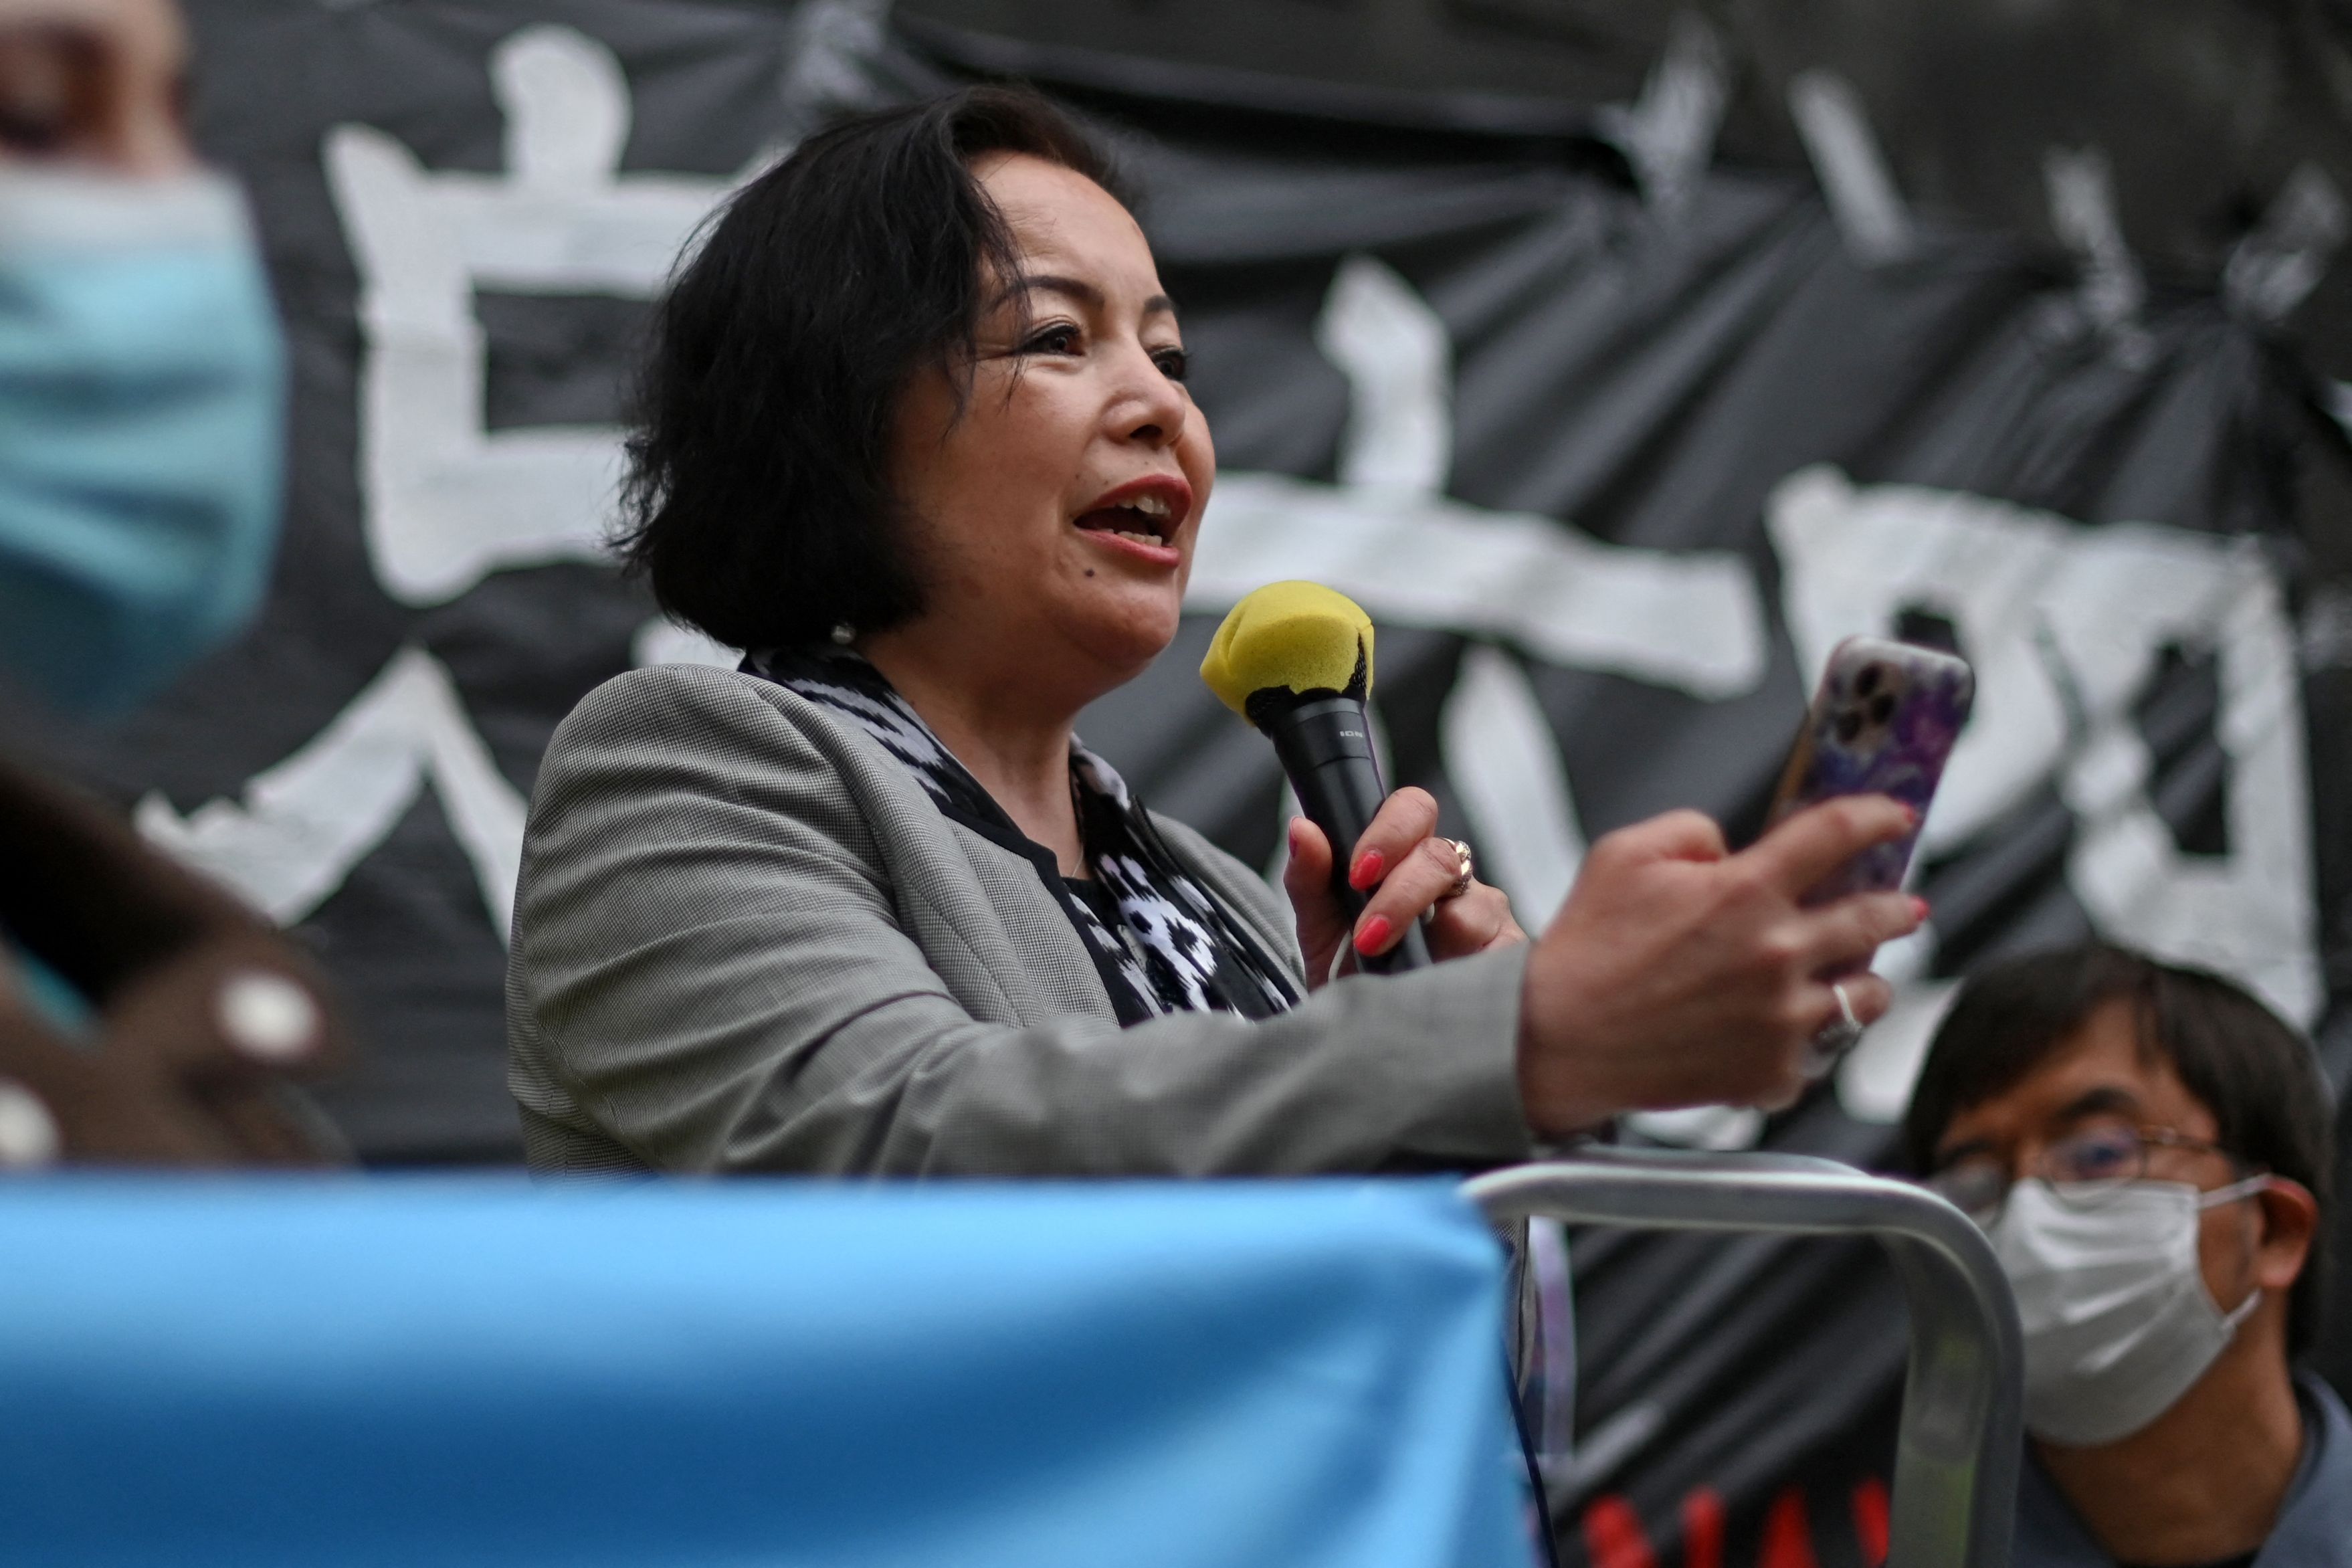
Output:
[1015, 274, 1177, 318]
[2054, 1085, 2141, 1123]
[1933, 1084, 2146, 1166]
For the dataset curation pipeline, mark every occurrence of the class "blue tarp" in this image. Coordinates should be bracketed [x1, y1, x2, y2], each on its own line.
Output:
[0, 1177, 1533, 1567]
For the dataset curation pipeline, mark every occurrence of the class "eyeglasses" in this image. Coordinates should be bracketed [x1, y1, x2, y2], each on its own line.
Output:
[1924, 1122, 2250, 1222]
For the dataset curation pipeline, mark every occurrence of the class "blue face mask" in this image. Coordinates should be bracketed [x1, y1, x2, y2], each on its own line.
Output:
[0, 168, 286, 716]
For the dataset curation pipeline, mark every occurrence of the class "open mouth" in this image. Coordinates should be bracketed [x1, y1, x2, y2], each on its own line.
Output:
[1071, 476, 1191, 562]
[1072, 491, 1177, 548]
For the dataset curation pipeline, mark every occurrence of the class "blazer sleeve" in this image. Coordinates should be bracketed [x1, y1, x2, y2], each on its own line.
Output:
[510, 668, 1535, 1177]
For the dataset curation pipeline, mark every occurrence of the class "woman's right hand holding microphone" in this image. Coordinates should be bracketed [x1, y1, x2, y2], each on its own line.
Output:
[1514, 795, 1925, 1135]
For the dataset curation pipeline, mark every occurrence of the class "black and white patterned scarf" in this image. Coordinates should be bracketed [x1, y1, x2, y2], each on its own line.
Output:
[745, 647, 1299, 1025]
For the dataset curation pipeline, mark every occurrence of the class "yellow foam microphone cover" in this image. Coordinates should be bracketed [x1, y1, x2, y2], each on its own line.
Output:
[1199, 581, 1375, 716]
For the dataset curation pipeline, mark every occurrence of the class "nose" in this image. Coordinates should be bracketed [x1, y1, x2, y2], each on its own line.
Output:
[1107, 340, 1188, 450]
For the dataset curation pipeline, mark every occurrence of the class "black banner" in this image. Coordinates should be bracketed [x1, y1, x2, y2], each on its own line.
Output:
[10, 3, 2348, 1561]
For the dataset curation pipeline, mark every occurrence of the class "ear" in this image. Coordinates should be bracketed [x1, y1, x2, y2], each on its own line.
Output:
[2252, 1177, 2320, 1292]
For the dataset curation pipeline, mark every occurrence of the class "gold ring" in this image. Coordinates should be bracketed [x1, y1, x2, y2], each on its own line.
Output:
[1442, 838, 1475, 900]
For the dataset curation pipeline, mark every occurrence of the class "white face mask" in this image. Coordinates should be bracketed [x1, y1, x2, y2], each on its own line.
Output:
[1989, 1176, 2268, 1447]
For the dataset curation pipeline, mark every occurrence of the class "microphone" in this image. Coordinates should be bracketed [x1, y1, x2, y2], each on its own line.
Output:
[1201, 583, 1432, 974]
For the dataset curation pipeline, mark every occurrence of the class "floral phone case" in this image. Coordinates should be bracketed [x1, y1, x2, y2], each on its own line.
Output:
[1765, 635, 1976, 904]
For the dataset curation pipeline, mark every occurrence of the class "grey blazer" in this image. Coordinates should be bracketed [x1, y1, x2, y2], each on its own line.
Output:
[506, 664, 1535, 1175]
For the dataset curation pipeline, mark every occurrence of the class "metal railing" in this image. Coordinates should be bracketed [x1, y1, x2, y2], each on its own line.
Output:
[1465, 1146, 2023, 1568]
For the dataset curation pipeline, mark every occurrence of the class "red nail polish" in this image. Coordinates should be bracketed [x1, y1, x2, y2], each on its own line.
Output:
[1349, 850, 1384, 891]
[1355, 914, 1393, 955]
[1911, 896, 1931, 922]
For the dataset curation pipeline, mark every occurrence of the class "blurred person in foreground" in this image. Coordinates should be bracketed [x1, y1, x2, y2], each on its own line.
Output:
[0, 0, 347, 1168]
[506, 85, 1925, 1176]
[1910, 943, 2347, 1568]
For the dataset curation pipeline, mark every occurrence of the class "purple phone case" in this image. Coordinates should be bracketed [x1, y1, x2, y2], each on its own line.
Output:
[1766, 636, 1975, 904]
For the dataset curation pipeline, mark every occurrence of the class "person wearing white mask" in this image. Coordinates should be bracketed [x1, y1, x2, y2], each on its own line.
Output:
[1906, 942, 2347, 1568]
[0, 0, 350, 1167]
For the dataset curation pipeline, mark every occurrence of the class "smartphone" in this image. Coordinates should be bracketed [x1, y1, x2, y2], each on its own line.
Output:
[1765, 635, 1975, 904]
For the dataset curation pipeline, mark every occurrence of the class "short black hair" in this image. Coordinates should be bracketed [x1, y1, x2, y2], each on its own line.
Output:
[1904, 941, 2335, 1355]
[613, 86, 1129, 652]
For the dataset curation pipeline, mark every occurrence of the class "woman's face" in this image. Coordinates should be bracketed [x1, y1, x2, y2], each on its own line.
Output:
[882, 151, 1213, 708]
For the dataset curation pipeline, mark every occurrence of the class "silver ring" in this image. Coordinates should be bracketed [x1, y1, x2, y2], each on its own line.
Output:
[1801, 981, 1866, 1080]
[1441, 839, 1475, 900]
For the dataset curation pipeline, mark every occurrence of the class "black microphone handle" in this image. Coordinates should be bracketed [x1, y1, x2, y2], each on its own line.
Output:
[1264, 694, 1433, 974]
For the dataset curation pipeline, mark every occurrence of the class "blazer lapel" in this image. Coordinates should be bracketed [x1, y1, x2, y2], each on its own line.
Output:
[765, 686, 1118, 1027]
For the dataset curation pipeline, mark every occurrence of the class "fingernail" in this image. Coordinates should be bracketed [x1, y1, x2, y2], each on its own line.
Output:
[0, 1079, 60, 1169]
[1349, 850, 1385, 891]
[1911, 896, 1931, 922]
[1355, 914, 1393, 955]
[1286, 818, 1307, 854]
[1901, 804, 1921, 828]
[215, 971, 320, 1063]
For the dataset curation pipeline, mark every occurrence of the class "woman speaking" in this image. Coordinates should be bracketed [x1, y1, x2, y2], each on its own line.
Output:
[506, 88, 1922, 1175]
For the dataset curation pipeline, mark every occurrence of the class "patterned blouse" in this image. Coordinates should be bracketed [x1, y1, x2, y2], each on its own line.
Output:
[744, 646, 1300, 1025]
